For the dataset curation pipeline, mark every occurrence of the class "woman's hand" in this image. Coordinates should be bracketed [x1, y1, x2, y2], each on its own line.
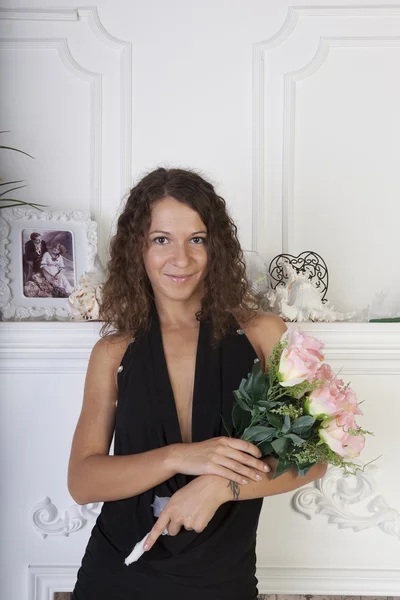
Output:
[144, 475, 226, 551]
[168, 437, 270, 485]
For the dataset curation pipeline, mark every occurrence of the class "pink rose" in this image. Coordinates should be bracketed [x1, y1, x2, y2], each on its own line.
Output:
[278, 327, 325, 387]
[309, 365, 363, 417]
[313, 363, 344, 387]
[340, 387, 363, 416]
[319, 411, 365, 458]
[304, 383, 345, 419]
[342, 431, 366, 457]
[313, 363, 334, 382]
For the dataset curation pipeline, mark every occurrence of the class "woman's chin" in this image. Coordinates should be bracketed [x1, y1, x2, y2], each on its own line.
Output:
[155, 282, 203, 302]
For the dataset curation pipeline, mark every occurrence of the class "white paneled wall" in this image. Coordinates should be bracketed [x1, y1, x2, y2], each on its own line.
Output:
[253, 6, 400, 313]
[0, 7, 132, 265]
[0, 2, 399, 599]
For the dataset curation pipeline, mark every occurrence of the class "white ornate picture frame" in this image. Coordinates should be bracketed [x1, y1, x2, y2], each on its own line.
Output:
[0, 207, 97, 320]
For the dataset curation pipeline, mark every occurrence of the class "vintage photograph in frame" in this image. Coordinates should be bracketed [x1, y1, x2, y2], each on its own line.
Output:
[0, 207, 97, 320]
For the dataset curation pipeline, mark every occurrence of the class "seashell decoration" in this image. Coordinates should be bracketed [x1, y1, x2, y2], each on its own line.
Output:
[243, 251, 356, 323]
[67, 254, 104, 320]
[263, 259, 356, 322]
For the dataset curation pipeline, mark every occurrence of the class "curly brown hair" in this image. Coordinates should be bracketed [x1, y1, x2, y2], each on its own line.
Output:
[99, 167, 259, 345]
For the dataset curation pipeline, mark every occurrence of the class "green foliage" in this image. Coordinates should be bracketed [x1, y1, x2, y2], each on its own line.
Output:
[291, 415, 315, 437]
[230, 344, 374, 480]
[0, 132, 48, 211]
[271, 404, 304, 420]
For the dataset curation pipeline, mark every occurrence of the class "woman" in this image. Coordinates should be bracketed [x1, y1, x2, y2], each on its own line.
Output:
[41, 243, 74, 296]
[68, 168, 327, 600]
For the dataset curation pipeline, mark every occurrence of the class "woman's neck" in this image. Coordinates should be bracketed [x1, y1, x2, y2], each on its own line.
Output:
[153, 295, 203, 330]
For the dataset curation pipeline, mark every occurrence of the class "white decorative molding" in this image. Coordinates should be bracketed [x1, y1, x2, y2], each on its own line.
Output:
[290, 6, 400, 17]
[0, 321, 101, 373]
[0, 321, 399, 374]
[78, 7, 133, 196]
[26, 563, 400, 596]
[0, 8, 78, 21]
[0, 37, 103, 220]
[256, 565, 400, 594]
[253, 5, 400, 258]
[28, 565, 78, 600]
[283, 36, 400, 252]
[0, 7, 133, 262]
[31, 496, 102, 538]
[293, 465, 400, 541]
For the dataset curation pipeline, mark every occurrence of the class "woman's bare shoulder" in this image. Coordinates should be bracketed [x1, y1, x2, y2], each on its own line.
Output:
[91, 332, 134, 366]
[236, 309, 287, 362]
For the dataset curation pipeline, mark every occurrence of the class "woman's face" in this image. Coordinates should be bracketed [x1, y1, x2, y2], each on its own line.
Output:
[142, 196, 208, 303]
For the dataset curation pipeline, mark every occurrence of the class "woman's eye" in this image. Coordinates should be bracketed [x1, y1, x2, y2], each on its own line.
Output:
[192, 237, 206, 244]
[153, 237, 168, 244]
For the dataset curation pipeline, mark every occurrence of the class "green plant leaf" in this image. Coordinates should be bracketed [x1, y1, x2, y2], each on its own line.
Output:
[242, 426, 276, 443]
[283, 433, 305, 445]
[238, 379, 253, 403]
[232, 402, 252, 436]
[0, 145, 35, 159]
[0, 200, 46, 211]
[250, 360, 269, 403]
[233, 390, 252, 412]
[258, 440, 273, 456]
[0, 179, 25, 187]
[297, 464, 314, 477]
[0, 184, 27, 198]
[242, 425, 268, 442]
[266, 411, 284, 430]
[291, 415, 315, 437]
[271, 437, 291, 456]
[273, 457, 294, 479]
[281, 414, 291, 434]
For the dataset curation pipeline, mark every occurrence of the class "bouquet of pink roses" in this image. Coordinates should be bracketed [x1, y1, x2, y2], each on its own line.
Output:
[227, 327, 373, 478]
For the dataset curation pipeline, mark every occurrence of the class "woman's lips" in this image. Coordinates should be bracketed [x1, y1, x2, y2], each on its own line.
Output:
[164, 274, 194, 283]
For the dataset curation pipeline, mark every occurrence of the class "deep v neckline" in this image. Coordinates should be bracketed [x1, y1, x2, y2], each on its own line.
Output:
[151, 305, 204, 445]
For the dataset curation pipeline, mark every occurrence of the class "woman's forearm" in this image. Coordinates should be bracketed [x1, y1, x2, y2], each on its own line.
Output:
[68, 445, 180, 505]
[214, 457, 328, 504]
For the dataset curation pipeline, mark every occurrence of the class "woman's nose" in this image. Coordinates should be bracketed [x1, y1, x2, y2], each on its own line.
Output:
[170, 244, 190, 268]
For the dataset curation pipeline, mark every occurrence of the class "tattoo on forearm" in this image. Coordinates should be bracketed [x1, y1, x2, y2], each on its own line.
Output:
[228, 480, 240, 500]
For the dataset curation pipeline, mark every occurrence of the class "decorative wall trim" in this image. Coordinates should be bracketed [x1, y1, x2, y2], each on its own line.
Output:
[0, 6, 133, 255]
[27, 563, 400, 597]
[0, 321, 101, 374]
[283, 36, 400, 252]
[293, 465, 400, 541]
[256, 565, 400, 594]
[32, 497, 101, 537]
[252, 5, 400, 256]
[28, 565, 78, 600]
[0, 8, 78, 21]
[0, 36, 103, 220]
[0, 322, 399, 374]
[78, 7, 133, 196]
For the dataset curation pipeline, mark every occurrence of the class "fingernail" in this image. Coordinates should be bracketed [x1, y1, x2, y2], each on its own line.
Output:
[144, 544, 149, 551]
[256, 474, 262, 480]
[264, 465, 270, 472]
[242, 479, 248, 484]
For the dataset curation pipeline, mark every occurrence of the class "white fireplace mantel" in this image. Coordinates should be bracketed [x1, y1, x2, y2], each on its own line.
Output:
[1, 319, 400, 597]
[1, 320, 399, 374]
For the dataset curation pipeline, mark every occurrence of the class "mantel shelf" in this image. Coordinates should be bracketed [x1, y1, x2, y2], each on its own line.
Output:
[0, 320, 399, 374]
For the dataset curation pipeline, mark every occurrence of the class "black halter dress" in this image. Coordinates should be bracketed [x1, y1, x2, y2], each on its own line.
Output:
[72, 304, 264, 600]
